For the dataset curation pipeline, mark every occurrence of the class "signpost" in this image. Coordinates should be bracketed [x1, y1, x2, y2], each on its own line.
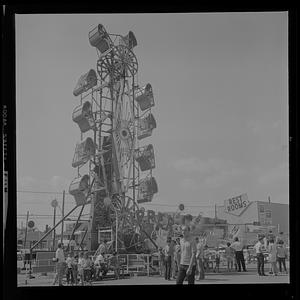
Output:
[51, 199, 58, 250]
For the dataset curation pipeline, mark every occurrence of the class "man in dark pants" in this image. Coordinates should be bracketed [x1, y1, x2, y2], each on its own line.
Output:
[176, 226, 197, 285]
[254, 236, 267, 276]
[163, 238, 173, 280]
[230, 237, 246, 272]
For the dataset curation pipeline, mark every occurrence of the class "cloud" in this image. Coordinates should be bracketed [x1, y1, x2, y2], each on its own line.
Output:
[18, 175, 70, 191]
[247, 119, 285, 135]
[203, 168, 243, 188]
[180, 178, 199, 190]
[247, 120, 262, 135]
[50, 175, 70, 190]
[172, 157, 232, 174]
[173, 157, 244, 189]
[258, 162, 289, 185]
[18, 176, 38, 188]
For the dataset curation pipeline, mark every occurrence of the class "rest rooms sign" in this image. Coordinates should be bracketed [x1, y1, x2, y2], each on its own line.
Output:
[224, 193, 250, 216]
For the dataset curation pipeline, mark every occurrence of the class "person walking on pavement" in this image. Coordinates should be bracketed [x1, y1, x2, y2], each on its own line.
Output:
[213, 248, 220, 273]
[170, 239, 177, 279]
[158, 247, 165, 276]
[268, 238, 278, 275]
[163, 237, 174, 280]
[225, 242, 234, 272]
[254, 235, 267, 276]
[230, 237, 247, 272]
[176, 225, 197, 285]
[203, 244, 210, 271]
[54, 242, 66, 286]
[276, 240, 288, 274]
[173, 239, 181, 279]
[195, 237, 205, 280]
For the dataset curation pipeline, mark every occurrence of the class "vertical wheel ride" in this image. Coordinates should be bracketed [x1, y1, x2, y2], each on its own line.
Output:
[69, 24, 158, 253]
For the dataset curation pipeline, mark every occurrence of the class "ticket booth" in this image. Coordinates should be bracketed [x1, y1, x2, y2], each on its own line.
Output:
[135, 144, 155, 171]
[73, 69, 97, 96]
[137, 113, 157, 140]
[72, 137, 96, 168]
[89, 24, 112, 54]
[137, 176, 158, 203]
[69, 175, 90, 206]
[72, 101, 95, 133]
[135, 83, 155, 111]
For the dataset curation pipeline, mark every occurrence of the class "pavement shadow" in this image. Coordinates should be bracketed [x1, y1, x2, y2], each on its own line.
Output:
[200, 278, 229, 282]
[208, 272, 253, 276]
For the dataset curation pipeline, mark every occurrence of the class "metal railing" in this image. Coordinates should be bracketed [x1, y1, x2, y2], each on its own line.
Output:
[21, 253, 157, 277]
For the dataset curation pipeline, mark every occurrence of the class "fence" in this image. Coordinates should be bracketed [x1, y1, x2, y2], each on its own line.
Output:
[25, 251, 158, 277]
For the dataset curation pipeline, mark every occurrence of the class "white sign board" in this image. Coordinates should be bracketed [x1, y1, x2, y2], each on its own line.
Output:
[224, 193, 250, 216]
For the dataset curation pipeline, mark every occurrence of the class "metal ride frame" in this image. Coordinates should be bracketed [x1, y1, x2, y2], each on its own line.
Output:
[69, 24, 158, 253]
[30, 24, 158, 255]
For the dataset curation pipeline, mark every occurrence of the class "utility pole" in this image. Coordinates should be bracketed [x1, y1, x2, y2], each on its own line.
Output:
[24, 211, 29, 249]
[52, 206, 56, 250]
[60, 190, 65, 245]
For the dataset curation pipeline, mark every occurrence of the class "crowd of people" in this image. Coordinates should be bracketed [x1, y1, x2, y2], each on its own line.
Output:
[52, 240, 120, 286]
[50, 228, 289, 286]
[157, 227, 289, 285]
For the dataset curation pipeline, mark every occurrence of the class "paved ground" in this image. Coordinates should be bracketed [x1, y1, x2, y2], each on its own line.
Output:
[18, 263, 289, 286]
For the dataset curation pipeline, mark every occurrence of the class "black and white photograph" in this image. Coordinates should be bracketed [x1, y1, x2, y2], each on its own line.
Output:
[3, 8, 297, 293]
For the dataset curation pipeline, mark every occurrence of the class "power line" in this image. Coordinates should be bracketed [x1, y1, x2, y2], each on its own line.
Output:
[141, 203, 214, 208]
[17, 190, 70, 195]
[17, 213, 90, 217]
[17, 190, 215, 208]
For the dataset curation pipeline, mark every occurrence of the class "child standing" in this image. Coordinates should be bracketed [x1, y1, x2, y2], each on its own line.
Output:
[66, 253, 74, 285]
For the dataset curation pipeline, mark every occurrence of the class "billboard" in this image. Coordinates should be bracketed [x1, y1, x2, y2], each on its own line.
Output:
[224, 193, 250, 216]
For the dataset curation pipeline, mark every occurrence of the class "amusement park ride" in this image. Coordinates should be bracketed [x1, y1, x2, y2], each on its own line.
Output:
[29, 23, 159, 255]
[68, 24, 158, 253]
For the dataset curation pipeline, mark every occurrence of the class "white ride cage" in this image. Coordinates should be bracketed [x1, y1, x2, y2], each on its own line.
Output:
[69, 174, 90, 206]
[72, 137, 96, 168]
[135, 83, 155, 111]
[72, 101, 95, 133]
[73, 69, 97, 96]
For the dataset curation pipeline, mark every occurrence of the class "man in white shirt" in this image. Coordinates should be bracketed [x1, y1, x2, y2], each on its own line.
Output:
[254, 236, 267, 276]
[230, 237, 247, 272]
[94, 253, 107, 279]
[176, 226, 197, 285]
[55, 242, 66, 286]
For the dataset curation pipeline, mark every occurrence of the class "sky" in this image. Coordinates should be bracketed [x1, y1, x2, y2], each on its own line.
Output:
[16, 12, 288, 231]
